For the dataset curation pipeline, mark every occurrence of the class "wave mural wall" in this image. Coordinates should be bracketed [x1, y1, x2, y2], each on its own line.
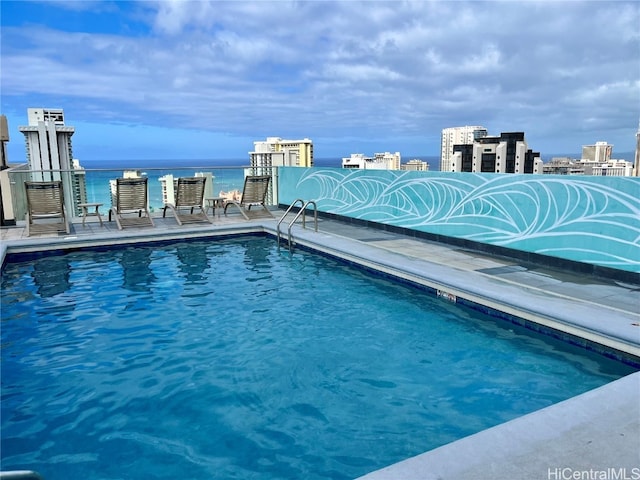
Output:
[278, 167, 640, 274]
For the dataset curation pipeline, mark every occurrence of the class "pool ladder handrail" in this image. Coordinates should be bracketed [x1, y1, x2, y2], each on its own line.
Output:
[276, 199, 318, 252]
[276, 198, 305, 249]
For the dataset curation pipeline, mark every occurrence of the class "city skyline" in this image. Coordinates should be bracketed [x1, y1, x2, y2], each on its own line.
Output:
[1, 1, 639, 162]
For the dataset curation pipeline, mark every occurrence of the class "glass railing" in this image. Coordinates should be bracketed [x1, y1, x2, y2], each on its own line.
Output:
[5, 164, 277, 222]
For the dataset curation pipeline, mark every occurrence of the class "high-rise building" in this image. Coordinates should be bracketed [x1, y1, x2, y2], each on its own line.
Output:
[542, 154, 634, 177]
[19, 108, 87, 215]
[1, 114, 8, 169]
[634, 122, 639, 177]
[69, 159, 87, 212]
[249, 137, 313, 205]
[342, 152, 402, 170]
[20, 108, 72, 177]
[542, 157, 586, 175]
[441, 126, 488, 172]
[250, 137, 313, 169]
[581, 141, 612, 163]
[402, 159, 430, 171]
[374, 152, 401, 170]
[583, 159, 633, 176]
[450, 131, 543, 174]
[1, 115, 10, 226]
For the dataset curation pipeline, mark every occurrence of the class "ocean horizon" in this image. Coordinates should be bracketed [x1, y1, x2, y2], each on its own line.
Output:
[78, 150, 636, 171]
[79, 156, 437, 170]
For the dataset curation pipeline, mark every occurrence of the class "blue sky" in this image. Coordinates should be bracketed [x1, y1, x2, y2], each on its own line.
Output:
[1, 0, 639, 163]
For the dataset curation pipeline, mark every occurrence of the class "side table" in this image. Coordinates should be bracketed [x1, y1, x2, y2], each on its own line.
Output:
[78, 202, 104, 227]
[205, 197, 225, 216]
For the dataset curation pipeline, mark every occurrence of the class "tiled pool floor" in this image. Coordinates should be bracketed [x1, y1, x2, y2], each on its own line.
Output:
[2, 208, 639, 480]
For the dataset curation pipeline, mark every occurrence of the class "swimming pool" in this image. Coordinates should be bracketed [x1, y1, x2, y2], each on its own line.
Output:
[1, 235, 635, 480]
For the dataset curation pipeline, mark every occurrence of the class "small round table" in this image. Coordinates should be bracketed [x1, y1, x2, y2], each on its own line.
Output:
[205, 197, 225, 216]
[78, 203, 104, 227]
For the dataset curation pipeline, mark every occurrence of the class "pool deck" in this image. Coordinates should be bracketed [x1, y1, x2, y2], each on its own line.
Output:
[2, 209, 639, 480]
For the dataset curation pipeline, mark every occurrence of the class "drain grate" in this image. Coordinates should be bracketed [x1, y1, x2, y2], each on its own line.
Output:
[476, 265, 527, 275]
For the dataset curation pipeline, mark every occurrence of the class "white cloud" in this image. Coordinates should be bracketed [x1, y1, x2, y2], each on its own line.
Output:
[1, 0, 639, 160]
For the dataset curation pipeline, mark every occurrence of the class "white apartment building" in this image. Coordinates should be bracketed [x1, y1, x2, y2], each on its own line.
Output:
[441, 126, 488, 172]
[581, 141, 612, 163]
[580, 141, 634, 176]
[70, 159, 87, 212]
[542, 149, 634, 176]
[1, 115, 10, 225]
[20, 108, 72, 177]
[635, 124, 640, 176]
[342, 153, 371, 169]
[402, 159, 430, 171]
[1, 114, 8, 168]
[342, 152, 402, 170]
[375, 152, 401, 170]
[249, 137, 313, 169]
[249, 137, 313, 205]
[584, 159, 633, 177]
[19, 108, 87, 215]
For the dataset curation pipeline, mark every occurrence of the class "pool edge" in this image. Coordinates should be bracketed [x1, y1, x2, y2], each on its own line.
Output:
[355, 371, 640, 480]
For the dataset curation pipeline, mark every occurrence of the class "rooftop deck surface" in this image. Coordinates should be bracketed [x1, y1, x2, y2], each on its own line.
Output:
[2, 208, 639, 480]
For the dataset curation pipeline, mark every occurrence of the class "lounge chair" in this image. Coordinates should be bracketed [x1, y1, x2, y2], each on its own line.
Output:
[162, 177, 212, 225]
[109, 177, 155, 230]
[24, 180, 71, 236]
[223, 175, 274, 220]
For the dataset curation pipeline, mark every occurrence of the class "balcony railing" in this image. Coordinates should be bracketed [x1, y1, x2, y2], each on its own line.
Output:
[3, 164, 277, 223]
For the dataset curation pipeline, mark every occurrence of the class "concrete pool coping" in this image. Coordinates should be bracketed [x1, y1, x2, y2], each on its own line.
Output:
[2, 211, 639, 479]
[357, 371, 640, 480]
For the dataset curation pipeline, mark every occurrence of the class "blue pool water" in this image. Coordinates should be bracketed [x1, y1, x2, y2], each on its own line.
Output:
[1, 236, 635, 480]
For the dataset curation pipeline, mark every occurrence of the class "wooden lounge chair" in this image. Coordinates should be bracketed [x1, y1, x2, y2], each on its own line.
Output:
[24, 180, 71, 236]
[162, 177, 212, 225]
[109, 177, 155, 230]
[223, 175, 274, 220]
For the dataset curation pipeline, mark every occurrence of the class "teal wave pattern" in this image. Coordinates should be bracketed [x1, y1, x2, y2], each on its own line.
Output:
[283, 168, 640, 273]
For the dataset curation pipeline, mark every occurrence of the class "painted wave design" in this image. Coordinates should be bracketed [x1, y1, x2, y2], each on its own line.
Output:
[295, 170, 640, 271]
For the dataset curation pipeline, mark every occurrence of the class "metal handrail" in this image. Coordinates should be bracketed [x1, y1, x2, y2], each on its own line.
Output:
[276, 198, 305, 248]
[287, 200, 317, 253]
